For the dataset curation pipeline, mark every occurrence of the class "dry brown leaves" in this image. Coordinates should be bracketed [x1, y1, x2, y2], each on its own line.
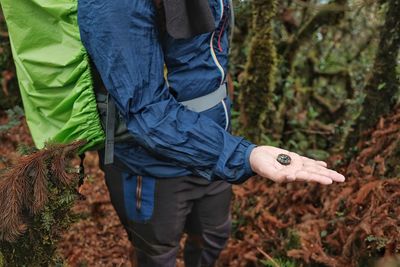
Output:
[218, 107, 400, 267]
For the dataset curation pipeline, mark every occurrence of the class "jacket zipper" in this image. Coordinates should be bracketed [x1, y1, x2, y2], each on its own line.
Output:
[136, 175, 143, 211]
[221, 99, 229, 131]
[210, 0, 226, 85]
[217, 15, 228, 52]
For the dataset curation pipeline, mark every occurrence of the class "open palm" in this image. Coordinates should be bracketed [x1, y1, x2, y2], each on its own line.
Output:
[249, 146, 345, 185]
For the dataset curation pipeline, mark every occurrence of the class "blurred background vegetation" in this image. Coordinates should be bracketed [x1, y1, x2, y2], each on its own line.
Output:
[230, 0, 399, 164]
[0, 13, 19, 111]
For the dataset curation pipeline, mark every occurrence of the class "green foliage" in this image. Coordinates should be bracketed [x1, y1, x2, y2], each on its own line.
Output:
[261, 257, 297, 267]
[305, 149, 330, 161]
[285, 229, 301, 251]
[0, 11, 20, 110]
[365, 235, 389, 251]
[320, 230, 328, 238]
[0, 106, 24, 133]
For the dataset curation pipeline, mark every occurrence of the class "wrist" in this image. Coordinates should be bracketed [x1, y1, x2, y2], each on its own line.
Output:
[249, 145, 263, 173]
[245, 144, 257, 175]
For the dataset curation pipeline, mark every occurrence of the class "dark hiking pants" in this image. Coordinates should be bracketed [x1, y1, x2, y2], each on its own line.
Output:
[99, 152, 232, 267]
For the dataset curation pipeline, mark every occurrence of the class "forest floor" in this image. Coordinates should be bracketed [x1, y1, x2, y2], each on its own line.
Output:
[0, 107, 399, 267]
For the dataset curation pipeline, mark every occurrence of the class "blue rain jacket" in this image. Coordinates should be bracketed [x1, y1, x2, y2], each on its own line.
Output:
[77, 0, 256, 185]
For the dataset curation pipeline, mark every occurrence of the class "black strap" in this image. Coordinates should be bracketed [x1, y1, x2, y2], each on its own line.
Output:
[104, 94, 116, 165]
[89, 59, 115, 165]
[78, 153, 86, 187]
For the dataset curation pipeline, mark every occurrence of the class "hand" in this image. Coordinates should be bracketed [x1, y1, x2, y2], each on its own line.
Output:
[249, 146, 345, 185]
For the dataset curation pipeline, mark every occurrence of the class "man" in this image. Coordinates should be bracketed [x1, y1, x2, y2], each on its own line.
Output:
[77, 0, 345, 266]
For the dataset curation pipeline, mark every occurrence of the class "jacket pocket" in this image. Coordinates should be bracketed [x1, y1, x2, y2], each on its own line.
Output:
[122, 174, 156, 222]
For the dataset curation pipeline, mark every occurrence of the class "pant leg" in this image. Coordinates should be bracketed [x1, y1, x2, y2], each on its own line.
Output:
[99, 152, 189, 267]
[184, 185, 232, 267]
[99, 151, 231, 267]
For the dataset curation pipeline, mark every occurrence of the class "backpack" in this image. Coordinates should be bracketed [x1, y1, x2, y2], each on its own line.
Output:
[1, 0, 105, 153]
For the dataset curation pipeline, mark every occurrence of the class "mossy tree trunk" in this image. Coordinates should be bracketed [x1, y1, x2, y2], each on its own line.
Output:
[345, 0, 400, 150]
[238, 0, 279, 144]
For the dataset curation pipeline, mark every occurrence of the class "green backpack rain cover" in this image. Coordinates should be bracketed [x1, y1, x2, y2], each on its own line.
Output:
[1, 0, 105, 152]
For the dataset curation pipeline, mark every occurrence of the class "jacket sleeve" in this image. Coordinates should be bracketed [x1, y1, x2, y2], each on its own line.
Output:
[78, 0, 256, 183]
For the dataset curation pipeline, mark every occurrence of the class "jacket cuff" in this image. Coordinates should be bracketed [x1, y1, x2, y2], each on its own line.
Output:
[232, 142, 257, 184]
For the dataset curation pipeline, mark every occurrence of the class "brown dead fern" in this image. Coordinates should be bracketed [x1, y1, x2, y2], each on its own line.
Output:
[31, 158, 48, 214]
[0, 140, 85, 243]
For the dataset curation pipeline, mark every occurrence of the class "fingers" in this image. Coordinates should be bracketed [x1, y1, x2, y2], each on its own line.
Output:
[302, 166, 345, 183]
[294, 170, 333, 185]
[274, 166, 345, 185]
[301, 156, 327, 167]
[317, 161, 328, 167]
[326, 169, 345, 182]
[301, 157, 345, 183]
